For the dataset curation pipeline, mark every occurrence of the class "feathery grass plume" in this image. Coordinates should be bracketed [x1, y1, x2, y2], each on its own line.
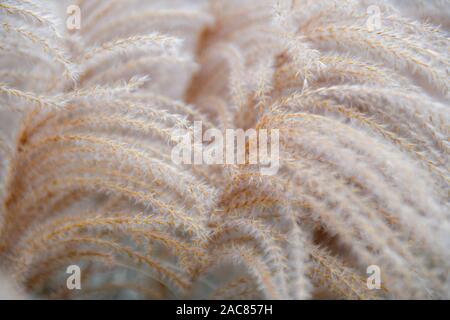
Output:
[0, 0, 448, 300]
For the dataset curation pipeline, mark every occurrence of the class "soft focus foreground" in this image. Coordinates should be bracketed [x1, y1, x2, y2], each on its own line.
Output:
[0, 0, 449, 299]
